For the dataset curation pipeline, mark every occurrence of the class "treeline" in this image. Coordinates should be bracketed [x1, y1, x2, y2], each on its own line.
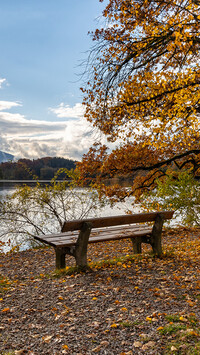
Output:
[0, 157, 76, 180]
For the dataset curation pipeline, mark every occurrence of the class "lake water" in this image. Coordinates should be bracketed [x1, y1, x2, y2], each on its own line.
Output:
[0, 181, 142, 253]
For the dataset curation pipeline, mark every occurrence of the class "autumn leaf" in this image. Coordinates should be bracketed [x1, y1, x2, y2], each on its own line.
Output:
[78, 0, 200, 204]
[43, 335, 53, 343]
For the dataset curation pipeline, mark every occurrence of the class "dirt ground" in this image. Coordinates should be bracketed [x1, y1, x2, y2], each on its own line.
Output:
[0, 228, 200, 354]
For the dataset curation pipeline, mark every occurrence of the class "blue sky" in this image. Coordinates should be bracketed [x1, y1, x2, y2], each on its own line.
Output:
[0, 0, 108, 160]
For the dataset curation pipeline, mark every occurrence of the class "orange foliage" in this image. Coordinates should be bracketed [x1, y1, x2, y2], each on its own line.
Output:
[79, 0, 200, 200]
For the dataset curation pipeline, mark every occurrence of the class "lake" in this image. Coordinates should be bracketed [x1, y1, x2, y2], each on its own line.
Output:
[0, 180, 141, 253]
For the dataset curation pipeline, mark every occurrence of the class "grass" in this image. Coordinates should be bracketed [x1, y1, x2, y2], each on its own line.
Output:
[52, 251, 168, 277]
[159, 322, 187, 335]
[157, 313, 200, 354]
[119, 320, 142, 328]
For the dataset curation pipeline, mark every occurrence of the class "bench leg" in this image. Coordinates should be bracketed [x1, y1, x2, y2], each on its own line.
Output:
[55, 248, 66, 269]
[151, 214, 164, 256]
[131, 236, 142, 254]
[75, 222, 92, 269]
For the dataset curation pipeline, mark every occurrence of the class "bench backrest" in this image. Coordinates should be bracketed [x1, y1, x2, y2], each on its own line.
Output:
[62, 210, 174, 232]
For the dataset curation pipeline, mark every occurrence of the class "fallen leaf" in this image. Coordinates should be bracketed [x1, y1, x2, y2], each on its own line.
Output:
[62, 345, 69, 350]
[43, 335, 53, 343]
[142, 341, 156, 350]
[133, 341, 142, 348]
[86, 333, 96, 339]
[110, 323, 118, 328]
[100, 340, 109, 347]
[171, 346, 178, 351]
[92, 345, 102, 352]
[179, 316, 187, 322]
[146, 316, 152, 322]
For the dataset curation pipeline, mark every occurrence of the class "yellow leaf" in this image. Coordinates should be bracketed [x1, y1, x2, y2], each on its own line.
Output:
[146, 317, 152, 322]
[157, 326, 164, 331]
[62, 345, 69, 350]
[121, 307, 127, 311]
[111, 323, 118, 328]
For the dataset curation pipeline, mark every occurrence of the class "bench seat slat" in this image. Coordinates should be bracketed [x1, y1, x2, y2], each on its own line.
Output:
[36, 224, 152, 244]
[36, 224, 151, 239]
[36, 225, 153, 247]
[46, 228, 153, 247]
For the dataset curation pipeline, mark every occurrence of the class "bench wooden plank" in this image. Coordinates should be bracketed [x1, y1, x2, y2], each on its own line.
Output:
[35, 224, 152, 246]
[38, 227, 153, 247]
[61, 211, 174, 232]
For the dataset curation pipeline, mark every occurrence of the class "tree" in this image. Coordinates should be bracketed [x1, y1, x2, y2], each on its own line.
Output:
[80, 0, 200, 199]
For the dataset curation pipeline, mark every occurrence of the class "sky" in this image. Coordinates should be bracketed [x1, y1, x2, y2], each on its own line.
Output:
[0, 0, 109, 161]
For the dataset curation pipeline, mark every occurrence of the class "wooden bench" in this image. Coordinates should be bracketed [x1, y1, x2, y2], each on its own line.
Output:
[34, 211, 174, 269]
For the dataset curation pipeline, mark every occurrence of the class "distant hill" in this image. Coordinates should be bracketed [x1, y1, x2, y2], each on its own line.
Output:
[0, 151, 14, 163]
[0, 156, 76, 180]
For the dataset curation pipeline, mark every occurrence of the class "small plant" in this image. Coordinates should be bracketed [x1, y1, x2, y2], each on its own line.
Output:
[159, 323, 187, 335]
[142, 170, 200, 226]
[158, 313, 200, 354]
[165, 314, 181, 323]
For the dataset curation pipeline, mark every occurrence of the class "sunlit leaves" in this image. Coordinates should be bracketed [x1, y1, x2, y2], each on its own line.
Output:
[80, 0, 200, 201]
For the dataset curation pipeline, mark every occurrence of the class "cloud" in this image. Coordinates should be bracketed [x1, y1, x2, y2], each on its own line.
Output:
[0, 101, 22, 111]
[0, 100, 101, 161]
[49, 102, 85, 118]
[0, 111, 66, 137]
[0, 78, 7, 89]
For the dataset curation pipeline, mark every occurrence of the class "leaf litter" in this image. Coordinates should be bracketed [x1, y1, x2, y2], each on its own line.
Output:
[0, 227, 199, 354]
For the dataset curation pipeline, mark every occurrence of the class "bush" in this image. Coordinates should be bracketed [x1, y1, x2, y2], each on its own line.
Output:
[141, 171, 200, 226]
[0, 169, 106, 251]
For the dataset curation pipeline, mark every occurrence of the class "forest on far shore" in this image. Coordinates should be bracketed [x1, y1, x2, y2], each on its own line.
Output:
[0, 157, 76, 180]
